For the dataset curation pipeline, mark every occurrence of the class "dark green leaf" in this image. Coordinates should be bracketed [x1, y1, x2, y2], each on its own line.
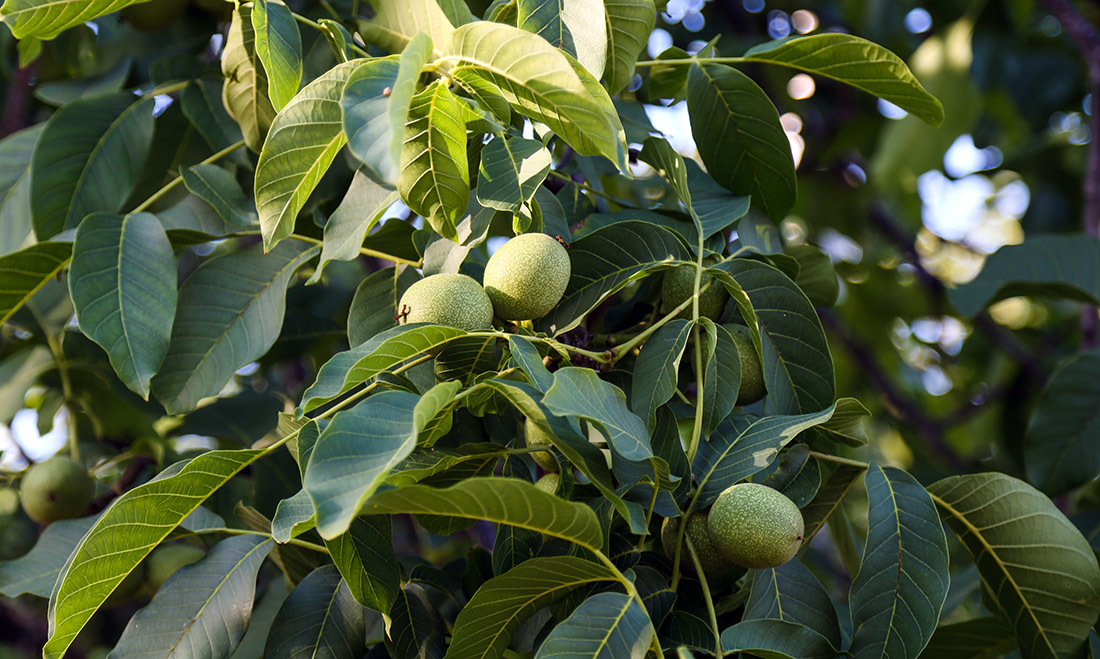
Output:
[311, 169, 399, 284]
[801, 463, 865, 547]
[786, 244, 838, 306]
[746, 559, 842, 647]
[181, 79, 244, 152]
[347, 266, 422, 347]
[535, 592, 655, 659]
[181, 164, 259, 227]
[325, 515, 401, 614]
[492, 524, 544, 576]
[721, 619, 839, 659]
[699, 320, 742, 436]
[477, 136, 552, 213]
[387, 583, 447, 659]
[508, 335, 554, 392]
[918, 617, 1016, 659]
[544, 367, 654, 462]
[602, 0, 656, 96]
[0, 515, 97, 598]
[756, 443, 820, 507]
[0, 241, 72, 325]
[631, 319, 692, 431]
[265, 565, 366, 659]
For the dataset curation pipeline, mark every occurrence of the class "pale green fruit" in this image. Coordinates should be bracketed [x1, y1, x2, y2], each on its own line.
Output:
[524, 416, 559, 473]
[661, 261, 728, 320]
[122, 0, 188, 31]
[483, 233, 570, 321]
[707, 483, 803, 569]
[20, 457, 94, 525]
[726, 324, 766, 405]
[145, 544, 206, 591]
[534, 473, 560, 495]
[661, 512, 730, 578]
[397, 273, 494, 330]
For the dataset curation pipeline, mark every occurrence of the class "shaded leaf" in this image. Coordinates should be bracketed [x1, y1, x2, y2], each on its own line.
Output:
[801, 463, 865, 547]
[387, 583, 447, 659]
[342, 56, 402, 184]
[347, 265, 422, 346]
[181, 164, 259, 227]
[311, 169, 399, 284]
[918, 617, 1016, 659]
[544, 367, 654, 462]
[181, 79, 244, 152]
[326, 515, 401, 614]
[265, 565, 366, 659]
[721, 619, 839, 659]
[0, 515, 97, 598]
[746, 559, 842, 647]
[0, 124, 42, 256]
[0, 241, 72, 325]
[535, 592, 655, 659]
[631, 319, 692, 431]
[477, 136, 552, 213]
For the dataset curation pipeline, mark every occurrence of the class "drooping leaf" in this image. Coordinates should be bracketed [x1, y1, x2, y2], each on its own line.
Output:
[813, 397, 871, 447]
[222, 4, 278, 153]
[756, 443, 820, 507]
[0, 0, 143, 39]
[476, 136, 552, 213]
[0, 241, 73, 325]
[299, 324, 467, 413]
[264, 565, 366, 659]
[45, 449, 265, 658]
[447, 21, 625, 166]
[181, 79, 244, 152]
[741, 33, 943, 125]
[721, 619, 839, 659]
[544, 367, 654, 462]
[849, 465, 950, 659]
[69, 213, 176, 398]
[0, 515, 97, 598]
[686, 62, 795, 220]
[181, 164, 259, 227]
[311, 170, 399, 284]
[507, 335, 554, 392]
[256, 59, 367, 250]
[540, 221, 690, 335]
[341, 56, 402, 184]
[692, 402, 838, 507]
[386, 583, 447, 659]
[111, 535, 273, 658]
[272, 489, 316, 542]
[492, 523, 544, 576]
[389, 31, 435, 175]
[304, 390, 420, 539]
[357, 0, 456, 55]
[801, 463, 866, 547]
[631, 319, 692, 431]
[251, 0, 302, 111]
[745, 559, 842, 647]
[0, 124, 43, 256]
[699, 320, 742, 436]
[151, 241, 317, 414]
[398, 80, 473, 240]
[535, 592, 655, 659]
[601, 0, 656, 96]
[516, 0, 607, 81]
[918, 617, 1016, 659]
[1024, 349, 1100, 496]
[948, 236, 1100, 317]
[928, 473, 1100, 659]
[326, 515, 401, 613]
[359, 477, 604, 549]
[448, 556, 619, 659]
[30, 93, 154, 240]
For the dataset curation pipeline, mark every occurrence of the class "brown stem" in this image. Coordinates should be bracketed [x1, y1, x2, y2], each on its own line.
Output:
[1, 63, 35, 137]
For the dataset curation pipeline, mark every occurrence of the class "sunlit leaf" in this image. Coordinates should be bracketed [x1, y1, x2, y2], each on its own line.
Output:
[251, 0, 302, 111]
[223, 4, 278, 153]
[517, 0, 607, 80]
[601, 0, 655, 96]
[535, 592, 655, 659]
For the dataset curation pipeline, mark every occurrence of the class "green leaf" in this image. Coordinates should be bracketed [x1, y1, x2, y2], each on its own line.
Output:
[536, 592, 655, 659]
[741, 33, 943, 126]
[746, 559, 842, 647]
[0, 347, 51, 424]
[325, 516, 401, 614]
[601, 0, 656, 96]
[342, 56, 402, 184]
[492, 524, 543, 576]
[948, 235, 1100, 317]
[0, 124, 42, 256]
[265, 565, 366, 658]
[721, 619, 839, 659]
[151, 241, 317, 414]
[813, 397, 871, 447]
[918, 617, 1016, 659]
[540, 221, 690, 335]
[181, 79, 244, 152]
[398, 80, 473, 240]
[786, 244, 838, 307]
[477, 136, 552, 212]
[1024, 349, 1100, 496]
[222, 4, 278, 153]
[359, 477, 604, 549]
[801, 463, 865, 547]
[348, 266, 422, 346]
[757, 443, 820, 507]
[357, 0, 456, 55]
[251, 0, 302, 111]
[111, 535, 273, 658]
[928, 473, 1100, 659]
[69, 213, 176, 399]
[181, 164, 259, 227]
[448, 556, 619, 659]
[687, 63, 795, 220]
[544, 366, 654, 462]
[0, 241, 72, 325]
[272, 489, 316, 542]
[30, 93, 154, 240]
[631, 319, 692, 431]
[298, 324, 467, 413]
[311, 170, 399, 284]
[0, 515, 97, 598]
[256, 59, 366, 250]
[390, 31, 435, 174]
[700, 320, 742, 436]
[507, 335, 554, 392]
[849, 465, 950, 659]
[44, 449, 265, 658]
[692, 402, 838, 507]
[447, 21, 624, 165]
[304, 390, 420, 539]
[712, 259, 835, 415]
[387, 583, 447, 659]
[0, 0, 143, 39]
[516, 0, 607, 80]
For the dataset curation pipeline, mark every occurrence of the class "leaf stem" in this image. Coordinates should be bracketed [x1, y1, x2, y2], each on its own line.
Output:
[284, 232, 423, 267]
[633, 57, 747, 68]
[26, 303, 80, 463]
[131, 140, 246, 214]
[546, 169, 625, 205]
[208, 527, 331, 554]
[808, 451, 869, 469]
[142, 80, 189, 98]
[685, 534, 724, 658]
[589, 547, 664, 658]
[607, 287, 700, 362]
[292, 12, 371, 58]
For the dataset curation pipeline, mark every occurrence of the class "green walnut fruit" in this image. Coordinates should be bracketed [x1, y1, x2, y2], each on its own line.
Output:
[707, 483, 803, 569]
[20, 457, 94, 525]
[726, 324, 766, 405]
[661, 261, 728, 320]
[534, 473, 561, 495]
[483, 233, 571, 321]
[661, 512, 729, 578]
[145, 544, 207, 591]
[397, 273, 494, 330]
[524, 416, 559, 473]
[122, 0, 188, 31]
